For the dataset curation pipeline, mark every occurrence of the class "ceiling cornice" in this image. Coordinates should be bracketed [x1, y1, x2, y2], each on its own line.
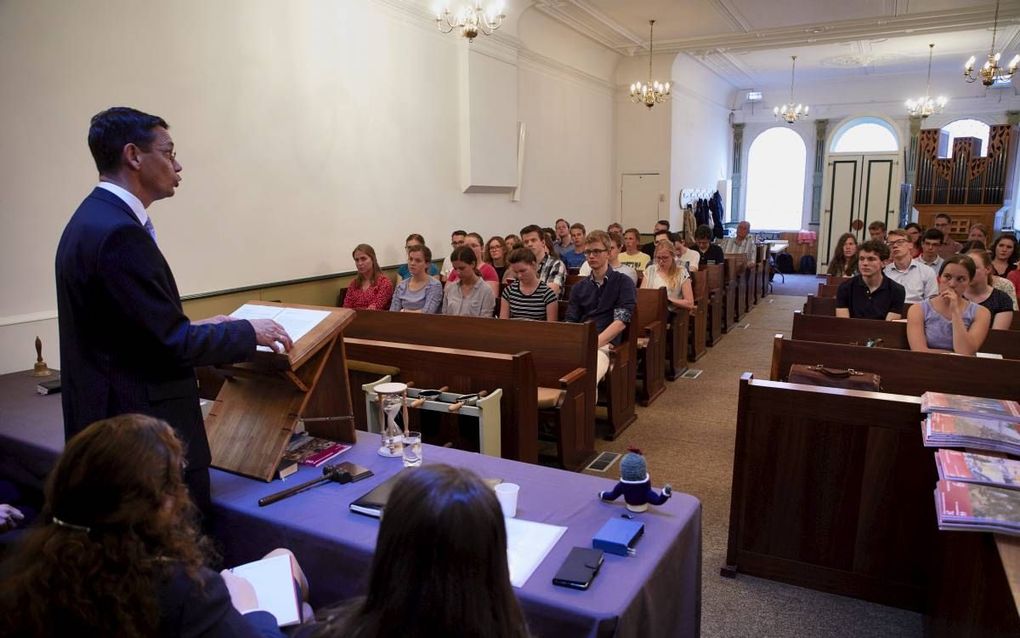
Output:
[534, 2, 1020, 57]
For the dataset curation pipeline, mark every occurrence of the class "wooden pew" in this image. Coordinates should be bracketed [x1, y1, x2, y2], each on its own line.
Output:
[635, 288, 667, 406]
[746, 260, 758, 309]
[757, 245, 770, 300]
[816, 282, 841, 297]
[721, 257, 740, 331]
[770, 335, 1020, 400]
[345, 311, 597, 470]
[791, 312, 1020, 359]
[725, 373, 935, 610]
[826, 275, 852, 287]
[687, 269, 707, 364]
[344, 338, 537, 464]
[726, 255, 748, 322]
[603, 310, 638, 439]
[802, 295, 837, 316]
[705, 263, 725, 346]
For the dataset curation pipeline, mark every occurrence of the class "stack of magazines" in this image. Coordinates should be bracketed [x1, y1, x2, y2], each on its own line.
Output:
[920, 392, 1020, 456]
[934, 479, 1020, 536]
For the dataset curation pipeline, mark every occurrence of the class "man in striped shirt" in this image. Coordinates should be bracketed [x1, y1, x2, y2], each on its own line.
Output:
[520, 224, 566, 297]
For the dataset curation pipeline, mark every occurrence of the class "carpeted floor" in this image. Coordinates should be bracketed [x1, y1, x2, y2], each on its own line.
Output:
[768, 273, 824, 297]
[585, 294, 923, 637]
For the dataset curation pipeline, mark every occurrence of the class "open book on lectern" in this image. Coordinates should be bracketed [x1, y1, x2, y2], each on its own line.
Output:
[206, 301, 356, 481]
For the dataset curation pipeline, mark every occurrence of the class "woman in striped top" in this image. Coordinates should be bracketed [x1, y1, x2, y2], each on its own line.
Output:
[499, 248, 558, 322]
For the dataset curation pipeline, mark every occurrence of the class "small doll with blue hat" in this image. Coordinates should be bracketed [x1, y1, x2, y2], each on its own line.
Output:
[598, 447, 672, 513]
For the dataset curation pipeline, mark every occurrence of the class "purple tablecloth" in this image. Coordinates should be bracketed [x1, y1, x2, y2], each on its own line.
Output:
[0, 371, 701, 637]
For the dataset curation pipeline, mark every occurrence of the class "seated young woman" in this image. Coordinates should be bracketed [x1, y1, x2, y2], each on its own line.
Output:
[310, 464, 529, 638]
[396, 234, 439, 280]
[343, 244, 393, 310]
[442, 246, 496, 317]
[965, 249, 1015, 330]
[641, 240, 694, 312]
[904, 223, 923, 259]
[0, 414, 308, 637]
[906, 255, 991, 355]
[390, 245, 443, 314]
[826, 232, 858, 277]
[504, 233, 522, 252]
[990, 233, 1019, 277]
[484, 235, 510, 282]
[447, 232, 499, 298]
[499, 247, 558, 321]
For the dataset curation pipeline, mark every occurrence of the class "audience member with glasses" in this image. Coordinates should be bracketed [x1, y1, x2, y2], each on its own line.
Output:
[641, 241, 694, 312]
[883, 229, 937, 303]
[579, 231, 638, 285]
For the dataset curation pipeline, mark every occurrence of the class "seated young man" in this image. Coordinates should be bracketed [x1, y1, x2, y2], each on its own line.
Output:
[836, 240, 906, 320]
[559, 222, 588, 269]
[694, 224, 725, 265]
[883, 228, 937, 303]
[868, 220, 887, 242]
[518, 224, 566, 296]
[918, 228, 945, 274]
[641, 220, 670, 259]
[566, 230, 637, 383]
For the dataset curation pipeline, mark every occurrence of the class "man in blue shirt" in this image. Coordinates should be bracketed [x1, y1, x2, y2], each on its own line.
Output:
[560, 222, 588, 269]
[566, 230, 637, 382]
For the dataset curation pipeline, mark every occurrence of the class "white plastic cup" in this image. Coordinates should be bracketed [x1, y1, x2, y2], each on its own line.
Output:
[495, 482, 520, 518]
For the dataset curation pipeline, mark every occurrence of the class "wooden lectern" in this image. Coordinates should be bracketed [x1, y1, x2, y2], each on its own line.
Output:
[204, 302, 356, 481]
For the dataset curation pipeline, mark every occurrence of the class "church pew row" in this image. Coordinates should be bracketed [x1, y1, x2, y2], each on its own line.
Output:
[725, 373, 933, 610]
[345, 310, 598, 470]
[791, 312, 1020, 359]
[769, 335, 1020, 400]
[686, 269, 705, 365]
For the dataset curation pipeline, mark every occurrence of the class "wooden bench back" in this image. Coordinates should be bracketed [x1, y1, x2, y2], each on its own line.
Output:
[770, 335, 1020, 400]
[826, 275, 852, 287]
[344, 338, 538, 463]
[347, 310, 596, 390]
[636, 287, 668, 334]
[728, 373, 932, 610]
[802, 295, 837, 316]
[816, 283, 841, 298]
[792, 312, 1020, 359]
[691, 269, 708, 302]
[705, 263, 724, 292]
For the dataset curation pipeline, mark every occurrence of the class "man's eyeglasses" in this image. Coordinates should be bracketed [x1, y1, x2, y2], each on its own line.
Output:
[887, 239, 908, 247]
[583, 248, 607, 256]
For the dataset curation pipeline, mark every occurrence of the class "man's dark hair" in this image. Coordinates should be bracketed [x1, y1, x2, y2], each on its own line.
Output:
[656, 219, 670, 229]
[694, 225, 712, 241]
[857, 239, 889, 261]
[451, 230, 467, 238]
[569, 222, 586, 233]
[654, 230, 674, 243]
[904, 222, 923, 233]
[934, 213, 952, 222]
[88, 107, 168, 174]
[868, 220, 886, 232]
[923, 228, 944, 243]
[520, 224, 543, 238]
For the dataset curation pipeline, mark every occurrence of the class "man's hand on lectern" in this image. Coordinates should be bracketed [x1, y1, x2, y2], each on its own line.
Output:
[250, 319, 293, 353]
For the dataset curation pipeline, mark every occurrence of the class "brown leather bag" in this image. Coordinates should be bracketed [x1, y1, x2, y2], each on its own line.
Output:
[788, 364, 882, 391]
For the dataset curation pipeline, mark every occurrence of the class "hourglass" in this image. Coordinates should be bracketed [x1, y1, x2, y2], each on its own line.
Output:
[375, 382, 409, 457]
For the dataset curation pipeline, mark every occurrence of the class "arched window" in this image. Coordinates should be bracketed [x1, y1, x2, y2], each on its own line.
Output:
[941, 118, 990, 156]
[830, 117, 899, 153]
[745, 127, 806, 230]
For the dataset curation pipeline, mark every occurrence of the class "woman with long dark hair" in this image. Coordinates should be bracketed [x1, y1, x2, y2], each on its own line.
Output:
[312, 465, 529, 638]
[826, 233, 859, 277]
[485, 235, 510, 282]
[344, 244, 394, 310]
[443, 246, 496, 317]
[990, 233, 1019, 277]
[0, 414, 300, 637]
[965, 249, 1015, 330]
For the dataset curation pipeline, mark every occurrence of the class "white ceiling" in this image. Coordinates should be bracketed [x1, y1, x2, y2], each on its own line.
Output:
[533, 0, 1020, 89]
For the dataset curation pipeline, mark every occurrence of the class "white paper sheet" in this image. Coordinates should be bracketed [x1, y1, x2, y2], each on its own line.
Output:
[229, 304, 330, 352]
[504, 517, 567, 588]
[230, 553, 300, 626]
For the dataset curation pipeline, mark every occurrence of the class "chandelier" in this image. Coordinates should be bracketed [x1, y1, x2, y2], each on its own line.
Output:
[435, 2, 506, 42]
[964, 0, 1020, 86]
[774, 56, 809, 124]
[630, 20, 671, 109]
[906, 44, 948, 118]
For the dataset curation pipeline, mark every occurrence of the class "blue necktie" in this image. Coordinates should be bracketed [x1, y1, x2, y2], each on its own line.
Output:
[143, 217, 157, 244]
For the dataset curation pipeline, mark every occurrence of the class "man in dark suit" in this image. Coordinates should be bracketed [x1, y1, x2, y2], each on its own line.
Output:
[55, 107, 292, 512]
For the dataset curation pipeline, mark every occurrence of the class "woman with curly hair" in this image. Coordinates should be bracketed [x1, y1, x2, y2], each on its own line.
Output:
[826, 232, 859, 277]
[0, 414, 303, 638]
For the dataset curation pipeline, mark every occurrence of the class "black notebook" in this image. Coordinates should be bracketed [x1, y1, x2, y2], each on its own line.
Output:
[349, 472, 406, 518]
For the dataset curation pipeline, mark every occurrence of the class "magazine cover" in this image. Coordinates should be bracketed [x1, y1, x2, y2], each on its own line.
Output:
[922, 392, 1020, 422]
[935, 480, 1020, 534]
[925, 413, 1020, 455]
[935, 450, 1020, 489]
[282, 434, 351, 467]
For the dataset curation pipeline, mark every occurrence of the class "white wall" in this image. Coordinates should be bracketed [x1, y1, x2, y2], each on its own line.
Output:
[0, 0, 618, 374]
[669, 55, 733, 224]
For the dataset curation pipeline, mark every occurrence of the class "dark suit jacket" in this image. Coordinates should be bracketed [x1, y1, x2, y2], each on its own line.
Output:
[55, 187, 255, 470]
[159, 565, 284, 638]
